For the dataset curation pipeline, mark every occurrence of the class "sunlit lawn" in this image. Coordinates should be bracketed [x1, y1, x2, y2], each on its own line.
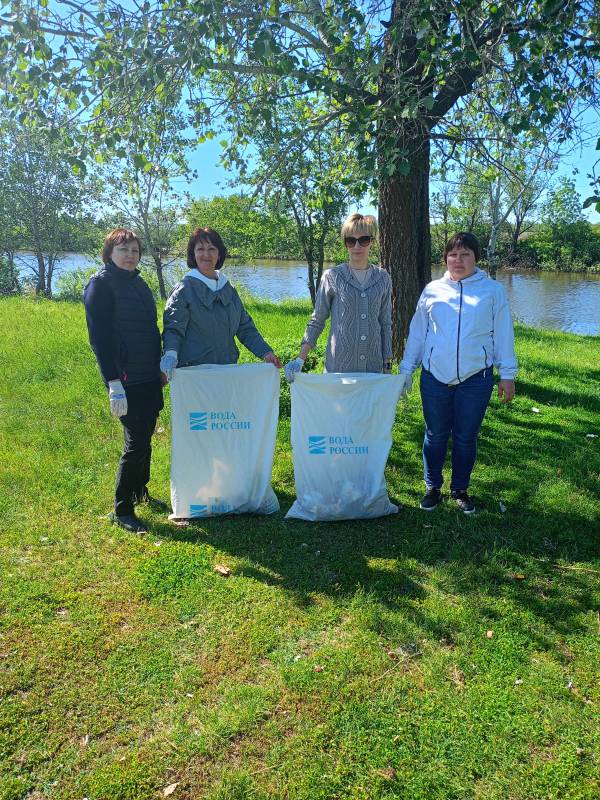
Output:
[0, 296, 598, 800]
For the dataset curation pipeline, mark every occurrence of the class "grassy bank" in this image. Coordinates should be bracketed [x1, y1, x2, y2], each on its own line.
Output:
[0, 296, 599, 800]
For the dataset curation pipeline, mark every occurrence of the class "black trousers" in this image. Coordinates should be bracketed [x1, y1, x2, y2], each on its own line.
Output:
[114, 381, 163, 516]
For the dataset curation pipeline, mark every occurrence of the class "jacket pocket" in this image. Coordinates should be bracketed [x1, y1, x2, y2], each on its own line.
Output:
[482, 345, 488, 367]
[427, 346, 434, 370]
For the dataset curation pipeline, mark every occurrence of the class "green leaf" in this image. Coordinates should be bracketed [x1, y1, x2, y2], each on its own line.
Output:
[582, 195, 600, 209]
[508, 32, 521, 48]
[67, 157, 87, 177]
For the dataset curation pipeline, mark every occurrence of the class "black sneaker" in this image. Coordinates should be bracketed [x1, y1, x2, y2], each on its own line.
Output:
[450, 489, 475, 515]
[420, 487, 442, 511]
[111, 513, 148, 533]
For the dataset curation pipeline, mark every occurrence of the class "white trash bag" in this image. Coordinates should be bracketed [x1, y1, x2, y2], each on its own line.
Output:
[169, 363, 280, 519]
[286, 373, 403, 521]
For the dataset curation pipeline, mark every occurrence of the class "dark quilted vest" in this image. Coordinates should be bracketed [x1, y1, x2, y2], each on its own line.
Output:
[100, 263, 161, 386]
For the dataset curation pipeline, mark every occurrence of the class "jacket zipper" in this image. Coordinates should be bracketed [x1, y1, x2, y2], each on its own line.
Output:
[456, 282, 463, 382]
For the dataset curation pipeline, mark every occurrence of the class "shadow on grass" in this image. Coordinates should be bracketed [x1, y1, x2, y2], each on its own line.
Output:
[146, 355, 599, 653]
[149, 493, 598, 652]
[515, 380, 600, 414]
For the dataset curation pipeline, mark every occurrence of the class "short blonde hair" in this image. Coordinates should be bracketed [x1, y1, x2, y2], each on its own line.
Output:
[341, 213, 377, 240]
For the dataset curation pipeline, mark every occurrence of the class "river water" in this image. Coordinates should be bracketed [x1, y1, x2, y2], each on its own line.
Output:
[16, 253, 600, 336]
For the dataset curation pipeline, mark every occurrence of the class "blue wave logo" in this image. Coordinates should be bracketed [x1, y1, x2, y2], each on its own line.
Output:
[189, 504, 208, 517]
[189, 412, 207, 430]
[308, 435, 327, 454]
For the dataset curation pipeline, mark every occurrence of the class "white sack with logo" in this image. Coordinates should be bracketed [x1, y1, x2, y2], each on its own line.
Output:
[170, 363, 280, 519]
[286, 373, 403, 521]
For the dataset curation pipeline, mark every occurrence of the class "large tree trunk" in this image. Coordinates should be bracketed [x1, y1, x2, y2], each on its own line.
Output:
[379, 129, 431, 356]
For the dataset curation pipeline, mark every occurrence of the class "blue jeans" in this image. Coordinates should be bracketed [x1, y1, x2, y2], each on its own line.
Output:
[420, 367, 494, 491]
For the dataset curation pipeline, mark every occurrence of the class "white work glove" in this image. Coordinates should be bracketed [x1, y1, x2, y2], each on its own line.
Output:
[398, 373, 413, 400]
[160, 350, 178, 382]
[108, 379, 128, 418]
[284, 357, 305, 383]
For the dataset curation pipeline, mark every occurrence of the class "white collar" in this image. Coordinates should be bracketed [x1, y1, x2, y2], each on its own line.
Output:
[185, 269, 229, 292]
[442, 266, 484, 284]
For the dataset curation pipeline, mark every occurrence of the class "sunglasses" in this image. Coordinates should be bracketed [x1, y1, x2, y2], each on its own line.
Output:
[344, 235, 372, 247]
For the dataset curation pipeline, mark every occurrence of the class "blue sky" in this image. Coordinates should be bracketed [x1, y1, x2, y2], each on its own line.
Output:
[182, 131, 600, 224]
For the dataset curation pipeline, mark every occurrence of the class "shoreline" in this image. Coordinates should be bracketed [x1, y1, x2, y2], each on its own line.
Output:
[11, 250, 600, 275]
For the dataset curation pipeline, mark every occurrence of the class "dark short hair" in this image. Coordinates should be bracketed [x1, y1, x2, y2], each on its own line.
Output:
[444, 232, 481, 263]
[102, 228, 142, 264]
[187, 227, 228, 270]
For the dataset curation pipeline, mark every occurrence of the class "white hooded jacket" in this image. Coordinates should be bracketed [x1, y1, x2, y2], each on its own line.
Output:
[399, 268, 518, 385]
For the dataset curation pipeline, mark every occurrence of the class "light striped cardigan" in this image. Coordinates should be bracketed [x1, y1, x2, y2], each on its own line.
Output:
[303, 263, 393, 373]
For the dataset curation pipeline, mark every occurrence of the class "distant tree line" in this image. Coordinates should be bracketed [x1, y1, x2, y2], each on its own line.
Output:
[431, 174, 600, 274]
[1, 110, 598, 303]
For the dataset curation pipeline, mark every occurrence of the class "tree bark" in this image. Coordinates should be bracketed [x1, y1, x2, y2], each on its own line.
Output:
[46, 254, 56, 297]
[378, 127, 431, 356]
[6, 252, 19, 293]
[290, 201, 318, 307]
[138, 209, 167, 299]
[487, 226, 498, 279]
[35, 250, 47, 296]
[487, 179, 501, 279]
[509, 221, 523, 254]
[152, 251, 167, 300]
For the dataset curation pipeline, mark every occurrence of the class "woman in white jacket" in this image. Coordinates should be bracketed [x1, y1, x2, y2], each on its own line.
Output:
[399, 232, 517, 514]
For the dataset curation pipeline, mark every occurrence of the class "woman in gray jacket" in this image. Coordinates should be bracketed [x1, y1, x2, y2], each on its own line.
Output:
[284, 213, 393, 380]
[160, 228, 281, 377]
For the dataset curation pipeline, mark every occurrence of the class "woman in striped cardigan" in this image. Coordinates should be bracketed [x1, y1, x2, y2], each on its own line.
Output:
[284, 213, 393, 380]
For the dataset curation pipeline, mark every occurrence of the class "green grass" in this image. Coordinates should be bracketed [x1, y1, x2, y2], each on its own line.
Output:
[0, 295, 599, 800]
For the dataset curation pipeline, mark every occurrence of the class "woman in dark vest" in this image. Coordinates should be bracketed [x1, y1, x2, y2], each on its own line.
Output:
[84, 228, 165, 533]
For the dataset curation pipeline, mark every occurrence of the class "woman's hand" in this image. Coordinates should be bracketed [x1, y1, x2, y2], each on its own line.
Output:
[108, 379, 128, 418]
[398, 373, 413, 399]
[263, 351, 282, 369]
[284, 357, 305, 383]
[160, 350, 178, 382]
[498, 379, 515, 403]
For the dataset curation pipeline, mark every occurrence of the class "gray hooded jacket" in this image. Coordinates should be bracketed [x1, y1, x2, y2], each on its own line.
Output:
[163, 276, 272, 366]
